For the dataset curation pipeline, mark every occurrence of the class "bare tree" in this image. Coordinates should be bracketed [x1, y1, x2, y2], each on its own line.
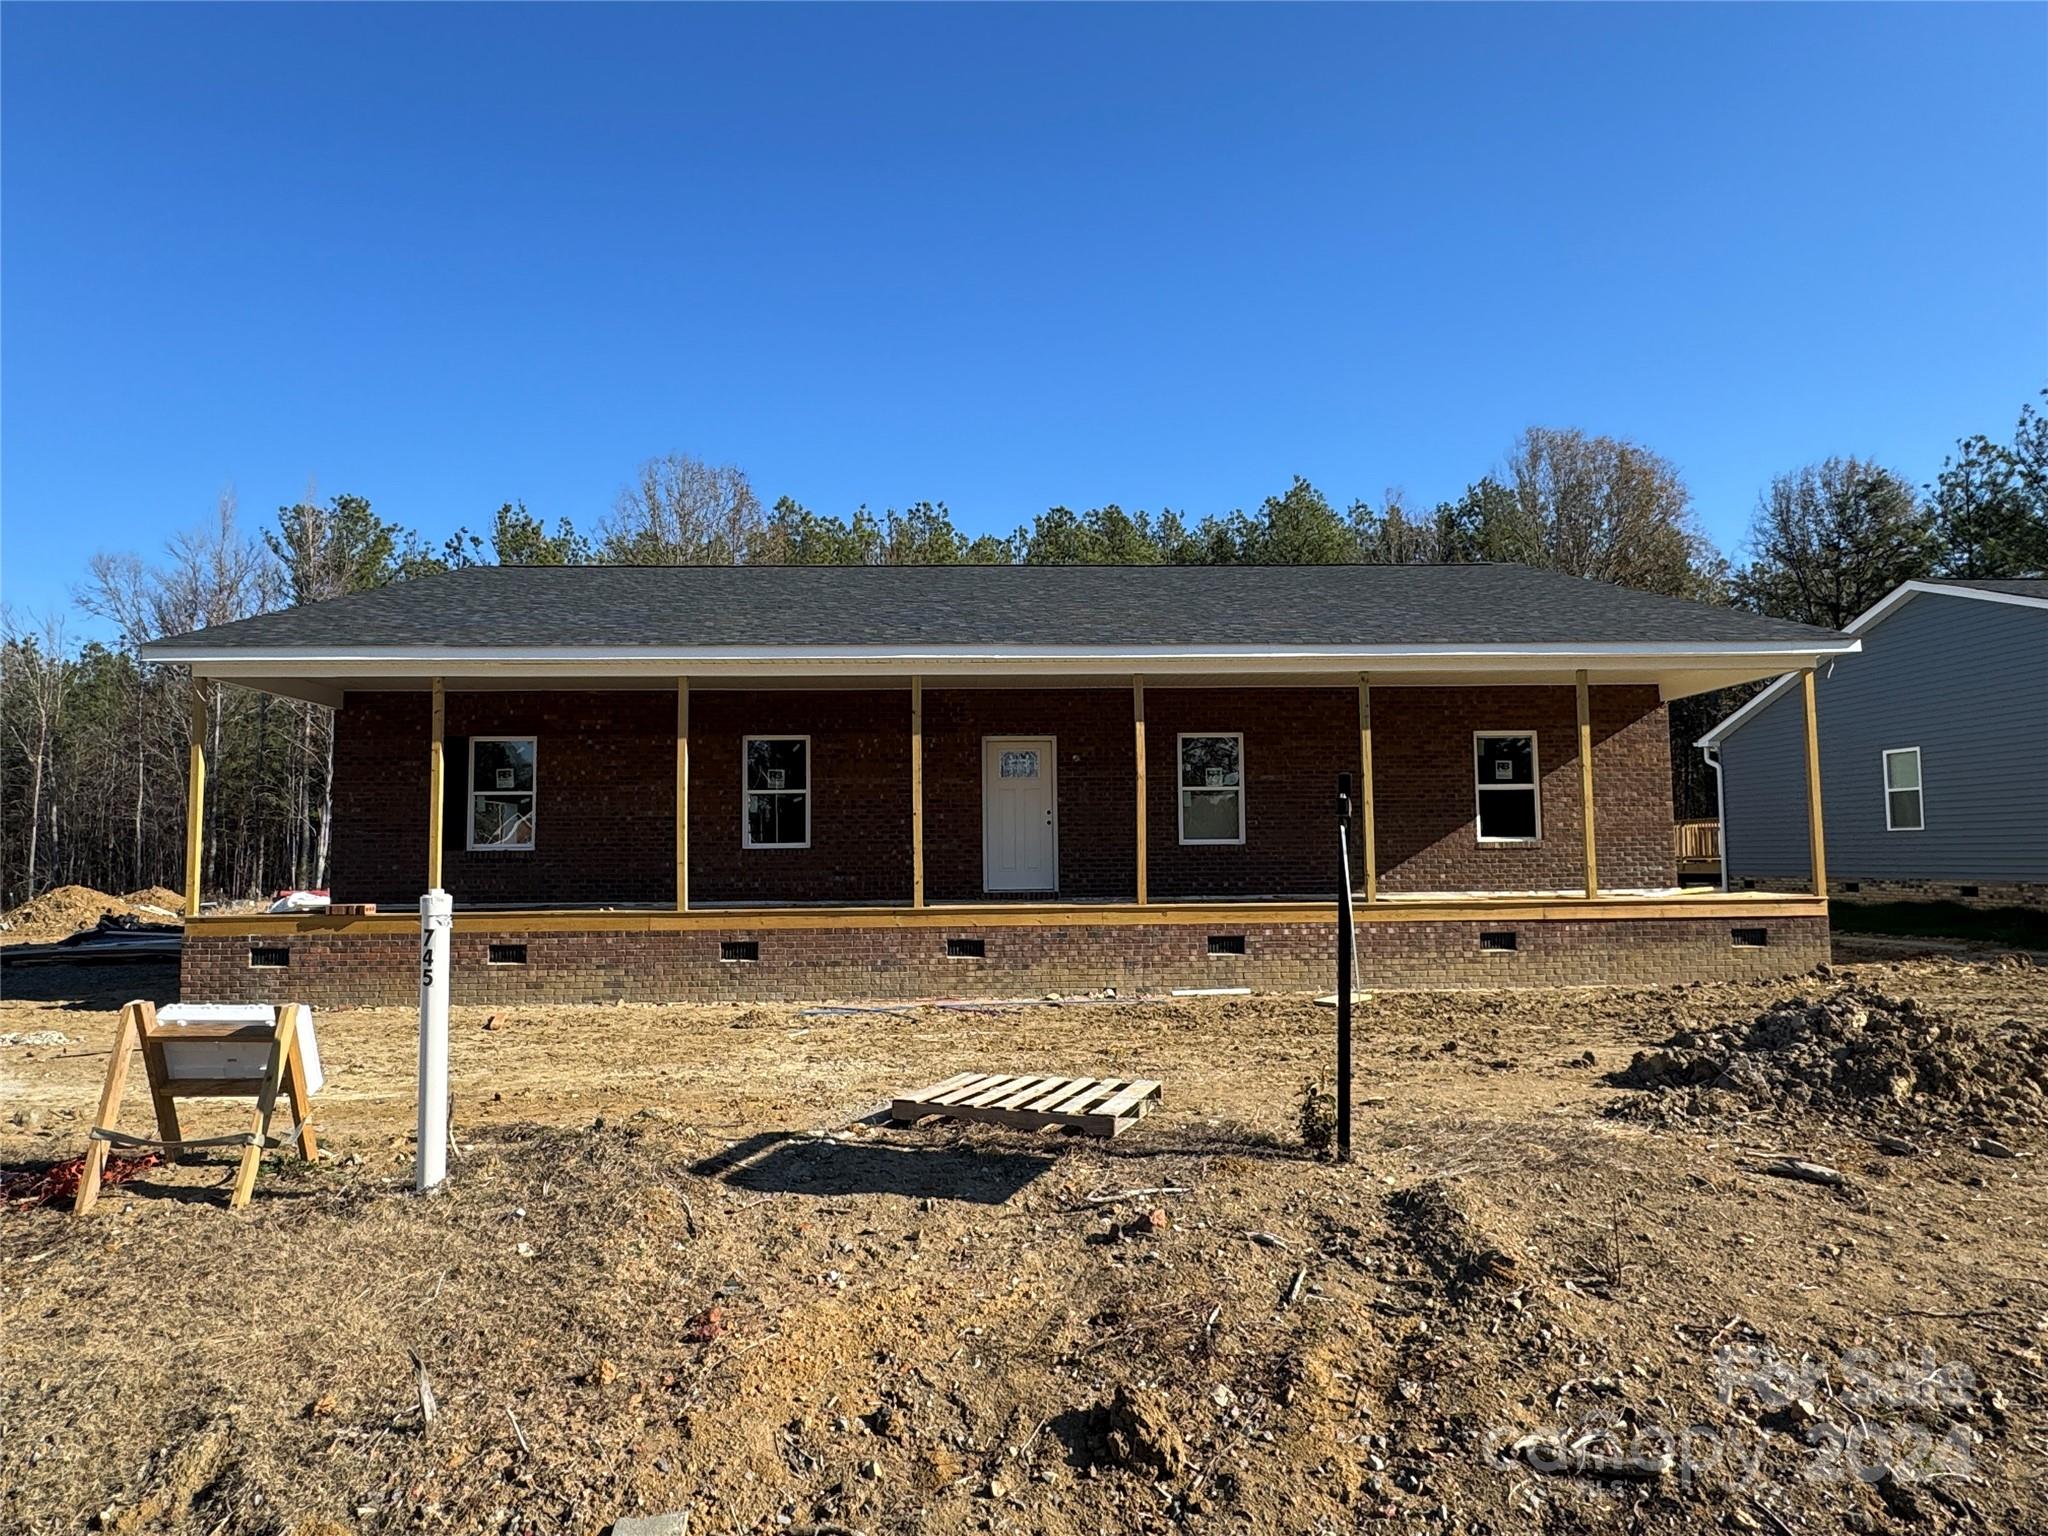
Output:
[1, 611, 71, 896]
[1731, 458, 1931, 629]
[77, 549, 161, 885]
[601, 454, 765, 564]
[1505, 428, 1722, 600]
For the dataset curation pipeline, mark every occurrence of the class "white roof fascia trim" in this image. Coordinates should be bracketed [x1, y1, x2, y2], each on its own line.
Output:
[1842, 579, 2048, 633]
[1697, 580, 2043, 748]
[150, 638, 1859, 673]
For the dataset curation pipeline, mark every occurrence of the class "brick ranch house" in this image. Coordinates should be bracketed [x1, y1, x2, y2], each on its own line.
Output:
[142, 563, 1858, 1004]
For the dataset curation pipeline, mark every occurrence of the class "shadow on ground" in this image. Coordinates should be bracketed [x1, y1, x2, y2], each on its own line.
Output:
[0, 956, 177, 1013]
[691, 1131, 1055, 1204]
[0, 1149, 332, 1214]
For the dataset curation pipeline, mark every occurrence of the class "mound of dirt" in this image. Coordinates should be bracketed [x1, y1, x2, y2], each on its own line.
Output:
[1386, 1180, 1520, 1296]
[121, 886, 186, 915]
[1607, 984, 2048, 1134]
[0, 885, 137, 941]
[1064, 1384, 1191, 1479]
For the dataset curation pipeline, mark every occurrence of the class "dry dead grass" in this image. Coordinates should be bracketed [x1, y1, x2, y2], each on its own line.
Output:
[2, 950, 2044, 1535]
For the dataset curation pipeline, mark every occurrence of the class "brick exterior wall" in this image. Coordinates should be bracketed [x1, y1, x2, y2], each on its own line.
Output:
[183, 912, 1828, 1006]
[1371, 684, 1674, 892]
[688, 690, 913, 903]
[332, 690, 678, 908]
[923, 689, 1138, 900]
[1144, 689, 1366, 897]
[328, 683, 1674, 907]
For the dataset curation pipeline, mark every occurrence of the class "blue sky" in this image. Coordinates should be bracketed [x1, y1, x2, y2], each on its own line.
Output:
[4, 3, 2043, 630]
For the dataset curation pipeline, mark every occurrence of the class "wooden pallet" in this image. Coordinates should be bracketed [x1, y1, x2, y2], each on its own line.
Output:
[890, 1072, 1164, 1138]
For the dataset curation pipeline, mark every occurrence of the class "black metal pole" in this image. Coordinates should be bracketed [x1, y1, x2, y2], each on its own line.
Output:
[1335, 773, 1353, 1163]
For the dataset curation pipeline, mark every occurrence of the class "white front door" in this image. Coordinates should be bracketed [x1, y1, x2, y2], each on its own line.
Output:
[982, 736, 1058, 892]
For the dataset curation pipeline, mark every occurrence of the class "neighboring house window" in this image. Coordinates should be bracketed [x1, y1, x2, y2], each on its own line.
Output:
[1178, 733, 1245, 844]
[469, 737, 536, 850]
[1475, 732, 1541, 842]
[1883, 747, 1924, 831]
[743, 735, 810, 848]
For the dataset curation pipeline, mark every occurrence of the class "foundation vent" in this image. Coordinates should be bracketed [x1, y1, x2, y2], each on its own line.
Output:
[1206, 934, 1247, 956]
[720, 940, 759, 963]
[488, 943, 528, 966]
[1731, 927, 1769, 948]
[945, 937, 986, 959]
[1478, 931, 1518, 953]
[248, 946, 290, 969]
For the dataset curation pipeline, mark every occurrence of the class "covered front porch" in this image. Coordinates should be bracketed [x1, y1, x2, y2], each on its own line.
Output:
[177, 661, 1833, 911]
[171, 660, 1835, 1004]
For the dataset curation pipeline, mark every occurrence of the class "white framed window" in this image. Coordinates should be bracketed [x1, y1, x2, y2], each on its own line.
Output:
[743, 735, 810, 849]
[468, 737, 536, 851]
[1883, 747, 1924, 831]
[1178, 732, 1245, 845]
[1474, 732, 1541, 843]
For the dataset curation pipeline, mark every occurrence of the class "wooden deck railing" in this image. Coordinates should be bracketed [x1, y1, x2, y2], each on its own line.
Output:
[1674, 819, 1721, 866]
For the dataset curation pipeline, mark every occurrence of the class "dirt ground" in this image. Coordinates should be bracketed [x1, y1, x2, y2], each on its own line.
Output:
[2, 942, 2043, 1536]
[0, 885, 185, 942]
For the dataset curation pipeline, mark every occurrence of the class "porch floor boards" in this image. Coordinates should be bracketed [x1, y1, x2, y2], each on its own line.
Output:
[214, 886, 1782, 917]
[187, 887, 1824, 936]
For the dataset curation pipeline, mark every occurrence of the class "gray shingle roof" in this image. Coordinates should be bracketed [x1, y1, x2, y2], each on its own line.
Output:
[1920, 577, 2048, 599]
[145, 562, 1847, 654]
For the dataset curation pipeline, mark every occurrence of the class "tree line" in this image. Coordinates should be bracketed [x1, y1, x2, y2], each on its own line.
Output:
[4, 398, 2042, 910]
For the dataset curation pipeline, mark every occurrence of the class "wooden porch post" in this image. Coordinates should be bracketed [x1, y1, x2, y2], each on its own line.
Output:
[183, 678, 208, 918]
[910, 676, 925, 908]
[676, 678, 690, 912]
[1802, 667, 1827, 898]
[427, 678, 446, 891]
[1356, 673, 1376, 905]
[1575, 669, 1598, 899]
[1133, 675, 1148, 905]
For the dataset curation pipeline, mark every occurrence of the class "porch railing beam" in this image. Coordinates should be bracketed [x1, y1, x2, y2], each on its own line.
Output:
[1133, 675, 1148, 905]
[676, 677, 690, 912]
[184, 677, 209, 918]
[1357, 673, 1376, 905]
[1802, 667, 1827, 898]
[427, 678, 446, 891]
[1575, 669, 1598, 899]
[910, 676, 925, 908]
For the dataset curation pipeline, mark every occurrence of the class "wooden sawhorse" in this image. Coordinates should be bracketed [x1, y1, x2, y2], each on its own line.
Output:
[73, 1000, 320, 1215]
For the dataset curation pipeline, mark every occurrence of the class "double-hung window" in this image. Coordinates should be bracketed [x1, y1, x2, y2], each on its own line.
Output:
[1178, 733, 1245, 844]
[743, 735, 810, 848]
[1883, 747, 1924, 831]
[469, 737, 536, 851]
[1474, 732, 1540, 842]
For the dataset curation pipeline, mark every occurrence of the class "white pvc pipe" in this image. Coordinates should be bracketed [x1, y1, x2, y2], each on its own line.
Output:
[417, 888, 452, 1192]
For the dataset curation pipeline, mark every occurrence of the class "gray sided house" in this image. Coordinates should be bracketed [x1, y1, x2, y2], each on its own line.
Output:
[1699, 579, 2048, 908]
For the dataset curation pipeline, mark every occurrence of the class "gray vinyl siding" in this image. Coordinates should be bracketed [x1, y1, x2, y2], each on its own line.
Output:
[1717, 592, 2047, 884]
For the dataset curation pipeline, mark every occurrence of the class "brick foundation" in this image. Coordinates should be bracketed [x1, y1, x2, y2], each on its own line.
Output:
[1734, 876, 2048, 913]
[182, 911, 1829, 1006]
